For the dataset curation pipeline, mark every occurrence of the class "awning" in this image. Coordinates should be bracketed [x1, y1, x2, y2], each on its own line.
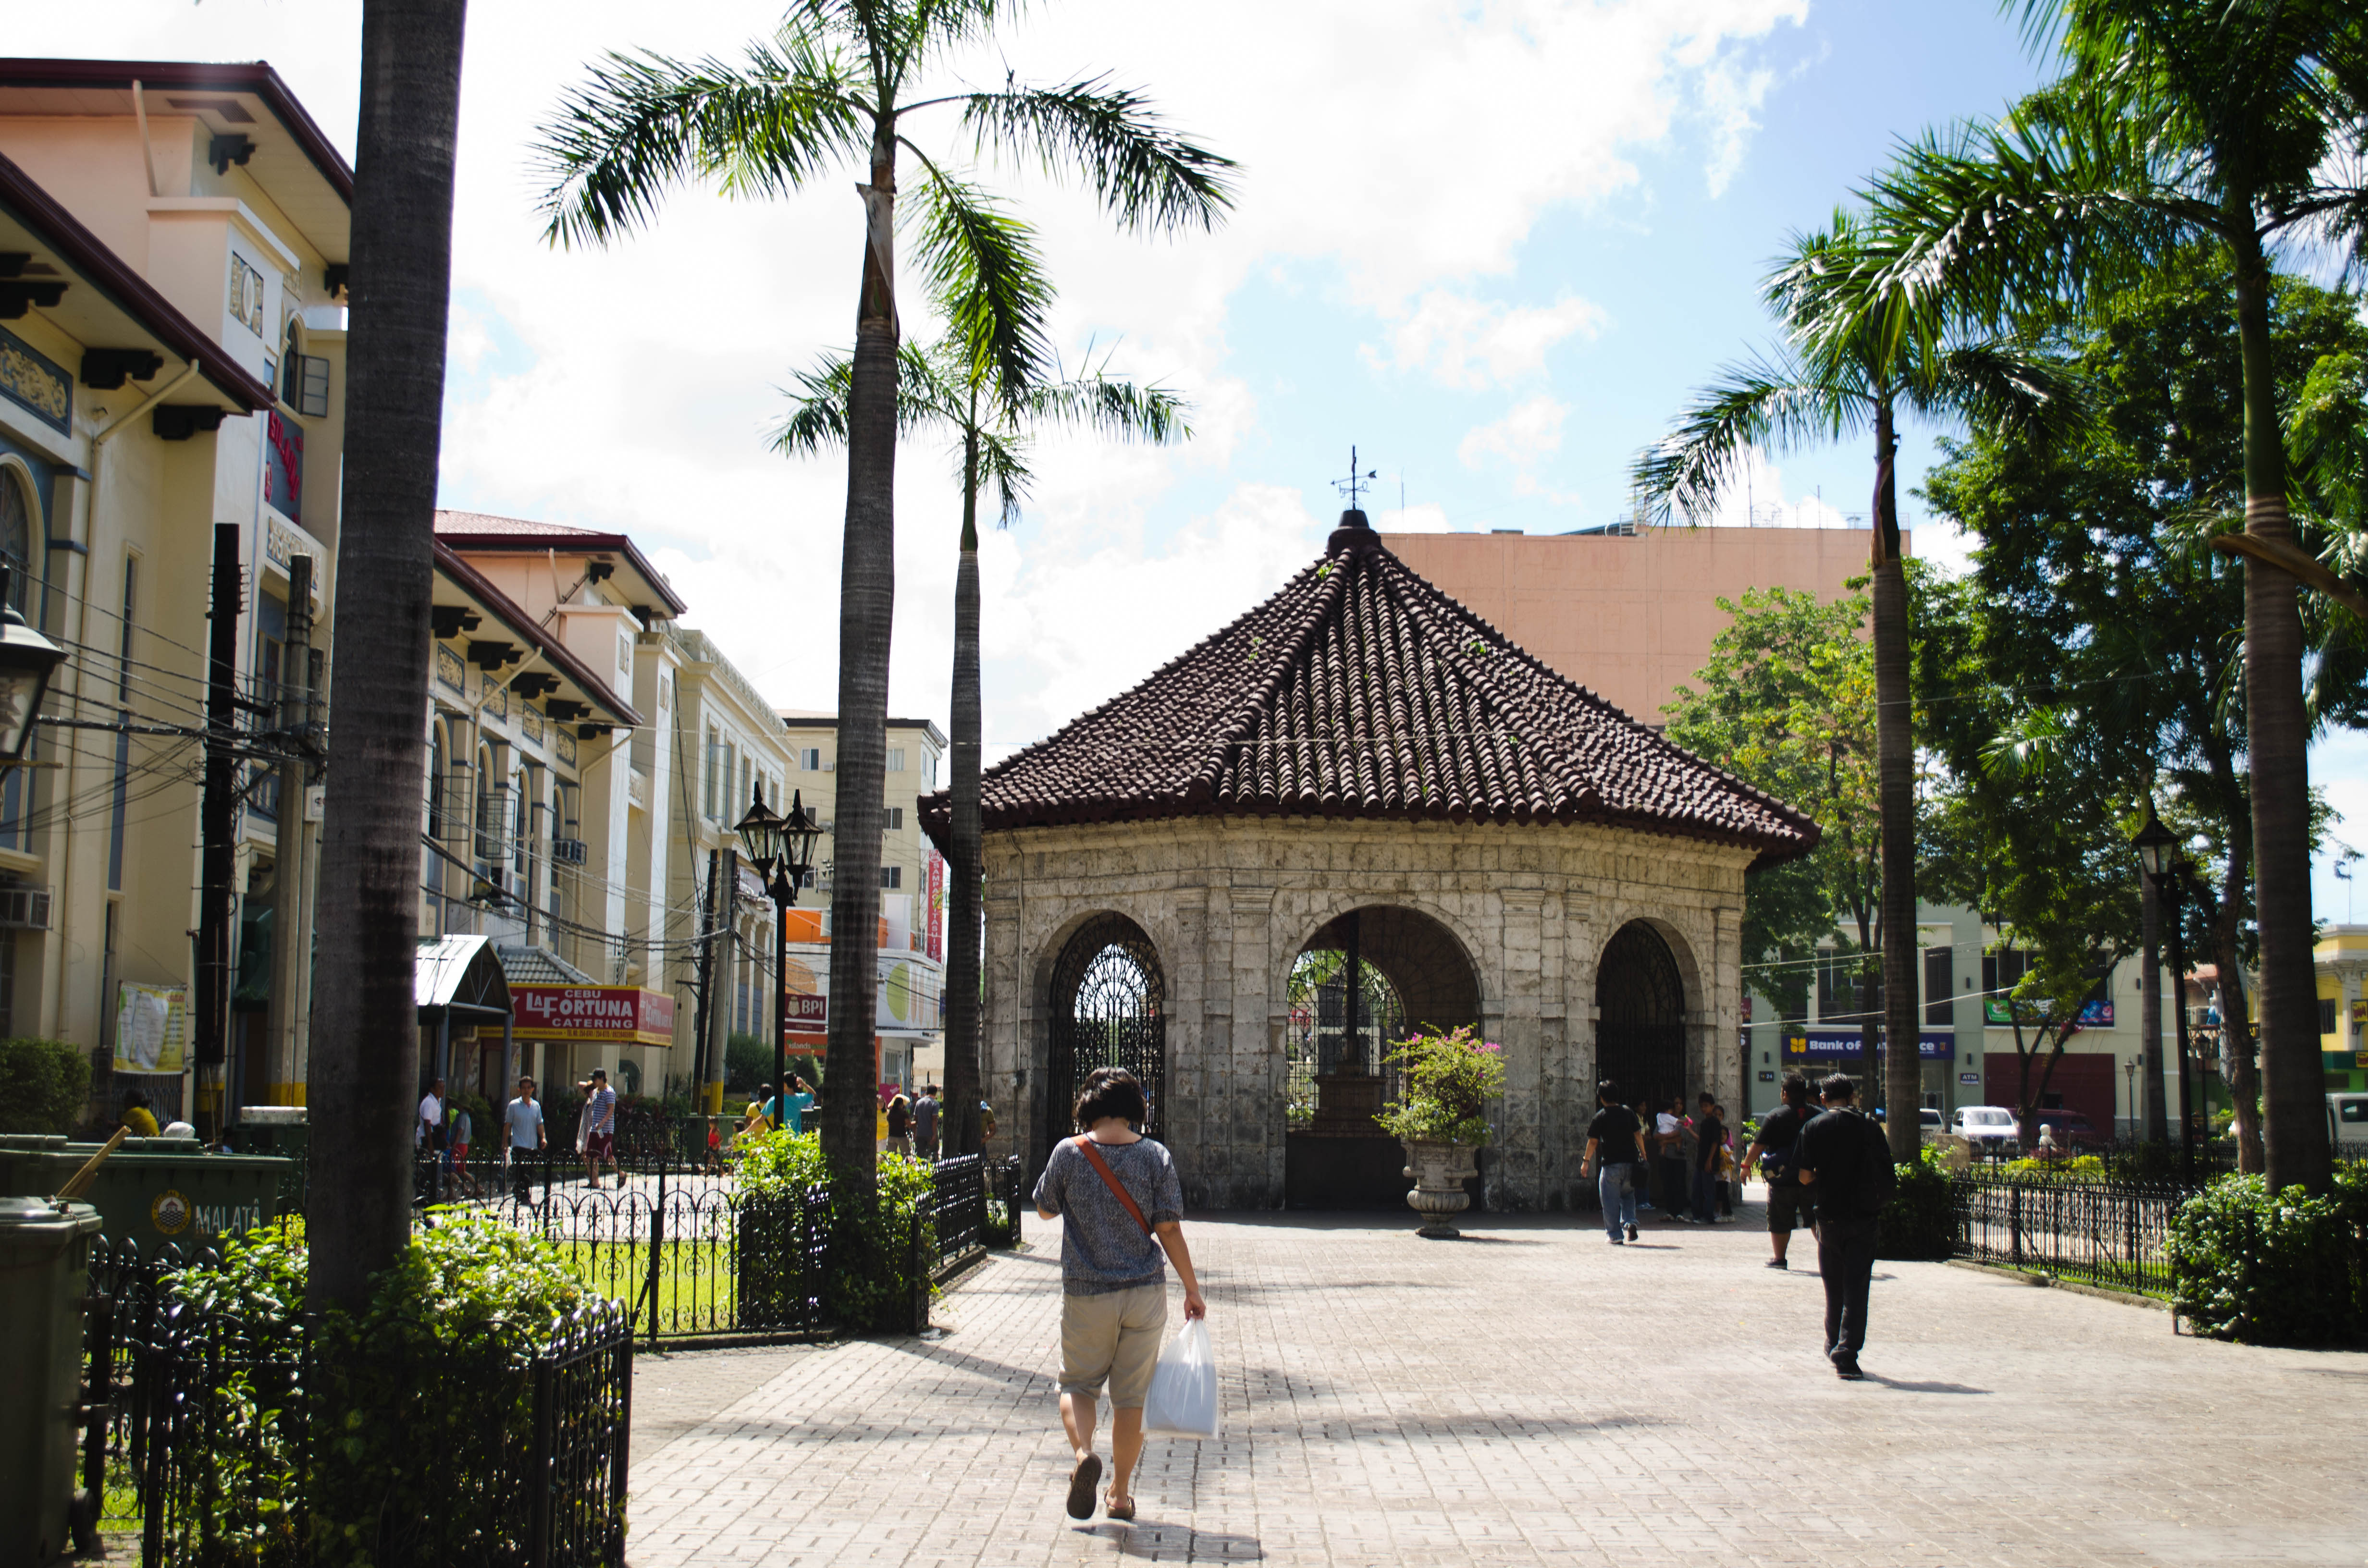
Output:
[415, 934, 511, 1020]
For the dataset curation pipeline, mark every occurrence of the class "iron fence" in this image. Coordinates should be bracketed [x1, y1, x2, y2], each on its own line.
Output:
[1952, 1174, 2190, 1297]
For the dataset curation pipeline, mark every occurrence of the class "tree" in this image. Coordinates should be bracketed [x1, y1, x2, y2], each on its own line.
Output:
[1665, 586, 1883, 1090]
[308, 0, 470, 1311]
[534, 2, 1231, 1187]
[1920, 248, 2368, 1170]
[1862, 0, 2368, 1191]
[1636, 213, 2077, 1158]
[776, 331, 1187, 1158]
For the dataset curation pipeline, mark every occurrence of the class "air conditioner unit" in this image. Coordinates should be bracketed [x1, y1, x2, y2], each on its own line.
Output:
[552, 838, 588, 866]
[0, 887, 53, 930]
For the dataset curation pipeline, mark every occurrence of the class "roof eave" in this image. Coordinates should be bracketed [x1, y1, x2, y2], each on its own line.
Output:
[433, 542, 646, 728]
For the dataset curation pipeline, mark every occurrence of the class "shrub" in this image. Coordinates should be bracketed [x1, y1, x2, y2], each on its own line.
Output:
[2167, 1165, 2368, 1347]
[167, 1213, 597, 1566]
[1877, 1147, 1957, 1260]
[1373, 1024, 1505, 1145]
[723, 1032, 769, 1093]
[0, 1037, 92, 1135]
[737, 1128, 937, 1331]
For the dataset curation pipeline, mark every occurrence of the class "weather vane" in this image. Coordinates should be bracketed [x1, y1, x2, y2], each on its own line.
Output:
[1334, 446, 1377, 511]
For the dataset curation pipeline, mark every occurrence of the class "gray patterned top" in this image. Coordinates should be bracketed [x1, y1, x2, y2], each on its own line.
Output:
[1033, 1136, 1183, 1296]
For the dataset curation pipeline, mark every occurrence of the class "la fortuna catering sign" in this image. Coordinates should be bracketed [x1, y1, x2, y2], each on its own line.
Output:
[509, 985, 676, 1046]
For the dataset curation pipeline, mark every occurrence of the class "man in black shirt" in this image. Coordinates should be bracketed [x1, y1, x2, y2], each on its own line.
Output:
[1741, 1074, 1816, 1270]
[1580, 1080, 1647, 1245]
[1794, 1073, 1881, 1379]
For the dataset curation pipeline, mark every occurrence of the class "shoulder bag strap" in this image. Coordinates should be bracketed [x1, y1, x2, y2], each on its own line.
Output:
[1072, 1136, 1153, 1236]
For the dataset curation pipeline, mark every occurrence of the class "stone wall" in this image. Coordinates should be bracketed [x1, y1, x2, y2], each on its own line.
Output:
[982, 815, 1752, 1211]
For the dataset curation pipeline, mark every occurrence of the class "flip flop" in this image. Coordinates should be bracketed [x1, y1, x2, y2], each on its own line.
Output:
[1065, 1454, 1103, 1519]
[1105, 1491, 1135, 1522]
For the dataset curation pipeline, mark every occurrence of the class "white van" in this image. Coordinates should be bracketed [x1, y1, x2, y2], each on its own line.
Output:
[2329, 1092, 2368, 1147]
[1952, 1105, 2018, 1152]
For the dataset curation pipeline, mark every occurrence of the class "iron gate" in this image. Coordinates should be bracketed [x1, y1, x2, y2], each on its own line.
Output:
[1594, 921, 1687, 1111]
[1045, 916, 1166, 1162]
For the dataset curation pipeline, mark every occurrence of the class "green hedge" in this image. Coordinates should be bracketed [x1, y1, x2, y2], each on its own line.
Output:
[0, 1037, 91, 1135]
[1876, 1149, 1958, 1260]
[737, 1127, 936, 1330]
[2167, 1164, 2368, 1347]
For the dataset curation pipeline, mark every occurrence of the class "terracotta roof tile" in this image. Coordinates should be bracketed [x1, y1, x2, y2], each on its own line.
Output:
[921, 516, 1819, 864]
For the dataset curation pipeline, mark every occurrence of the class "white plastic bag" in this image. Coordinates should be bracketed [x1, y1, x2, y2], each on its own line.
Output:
[1141, 1319, 1219, 1439]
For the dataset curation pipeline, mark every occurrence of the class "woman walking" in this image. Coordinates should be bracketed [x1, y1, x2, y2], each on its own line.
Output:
[1032, 1067, 1207, 1523]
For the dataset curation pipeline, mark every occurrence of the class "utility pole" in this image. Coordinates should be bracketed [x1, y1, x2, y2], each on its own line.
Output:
[193, 523, 242, 1136]
[705, 847, 737, 1115]
[691, 847, 718, 1108]
[266, 554, 319, 1108]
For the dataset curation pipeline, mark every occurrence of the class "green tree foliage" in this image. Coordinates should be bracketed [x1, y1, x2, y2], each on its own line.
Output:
[0, 1038, 90, 1135]
[1664, 586, 1882, 1071]
[1374, 1026, 1505, 1147]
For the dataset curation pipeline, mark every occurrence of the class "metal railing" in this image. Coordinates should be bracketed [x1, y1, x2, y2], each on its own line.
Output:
[1952, 1174, 2189, 1297]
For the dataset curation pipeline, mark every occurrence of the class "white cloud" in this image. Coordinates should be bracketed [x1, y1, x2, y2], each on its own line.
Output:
[1696, 54, 1781, 196]
[1375, 291, 1607, 389]
[1459, 395, 1569, 470]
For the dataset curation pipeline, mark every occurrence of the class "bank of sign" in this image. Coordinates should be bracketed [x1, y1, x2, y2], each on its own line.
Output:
[1784, 1030, 1956, 1061]
[510, 985, 675, 1046]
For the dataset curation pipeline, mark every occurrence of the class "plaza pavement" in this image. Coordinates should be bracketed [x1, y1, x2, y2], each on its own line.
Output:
[624, 1202, 2368, 1568]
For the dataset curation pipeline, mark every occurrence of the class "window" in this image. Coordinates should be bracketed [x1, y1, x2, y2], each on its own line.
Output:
[922, 751, 937, 789]
[1924, 947, 1952, 1025]
[801, 747, 821, 772]
[883, 807, 904, 831]
[0, 465, 31, 611]
[1817, 951, 1879, 1022]
[1982, 947, 2029, 999]
[881, 865, 901, 890]
[2324, 997, 2343, 1037]
[886, 747, 906, 772]
[703, 727, 720, 819]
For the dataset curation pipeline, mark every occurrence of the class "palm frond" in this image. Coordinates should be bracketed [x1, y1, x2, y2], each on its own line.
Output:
[1630, 353, 1863, 526]
[1914, 340, 2089, 446]
[902, 158, 1057, 417]
[972, 428, 1035, 527]
[1026, 365, 1190, 444]
[769, 342, 953, 456]
[534, 30, 866, 249]
[960, 76, 1236, 233]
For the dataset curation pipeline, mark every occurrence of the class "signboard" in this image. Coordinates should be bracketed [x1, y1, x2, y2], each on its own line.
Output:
[926, 849, 945, 962]
[114, 981, 188, 1074]
[1984, 997, 2113, 1027]
[1960, 1072, 1981, 1085]
[510, 985, 675, 1046]
[780, 954, 942, 1039]
[263, 409, 305, 518]
[783, 992, 826, 1031]
[1785, 1030, 1955, 1062]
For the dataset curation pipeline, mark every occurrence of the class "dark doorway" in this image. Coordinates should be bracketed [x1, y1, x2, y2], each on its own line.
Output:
[1595, 921, 1687, 1112]
[1043, 915, 1165, 1170]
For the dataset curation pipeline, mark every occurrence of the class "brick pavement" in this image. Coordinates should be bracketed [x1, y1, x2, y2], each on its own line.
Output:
[626, 1207, 2368, 1567]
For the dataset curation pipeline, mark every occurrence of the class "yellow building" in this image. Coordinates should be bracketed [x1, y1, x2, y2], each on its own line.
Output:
[2319, 925, 2368, 1091]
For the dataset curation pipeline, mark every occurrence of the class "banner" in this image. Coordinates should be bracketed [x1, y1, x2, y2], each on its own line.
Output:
[1784, 1030, 1955, 1062]
[114, 981, 188, 1074]
[510, 985, 675, 1046]
[926, 849, 945, 962]
[1983, 997, 2113, 1027]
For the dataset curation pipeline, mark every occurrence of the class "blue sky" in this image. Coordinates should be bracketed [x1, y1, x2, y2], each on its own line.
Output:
[29, 0, 2364, 921]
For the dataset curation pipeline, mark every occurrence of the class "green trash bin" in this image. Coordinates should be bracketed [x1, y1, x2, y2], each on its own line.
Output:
[0, 1136, 289, 1257]
[0, 1195, 102, 1566]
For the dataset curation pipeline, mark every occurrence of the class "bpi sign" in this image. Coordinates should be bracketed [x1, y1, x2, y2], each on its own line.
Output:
[510, 985, 675, 1046]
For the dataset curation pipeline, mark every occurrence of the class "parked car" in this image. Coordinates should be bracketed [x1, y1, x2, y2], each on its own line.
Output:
[1873, 1107, 1946, 1135]
[1952, 1105, 2018, 1153]
[2328, 1092, 2368, 1152]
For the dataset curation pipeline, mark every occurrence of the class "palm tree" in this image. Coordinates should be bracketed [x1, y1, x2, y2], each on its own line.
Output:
[532, 2, 1232, 1187]
[308, 0, 471, 1311]
[1634, 214, 2077, 1161]
[777, 331, 1188, 1158]
[1859, 0, 2368, 1191]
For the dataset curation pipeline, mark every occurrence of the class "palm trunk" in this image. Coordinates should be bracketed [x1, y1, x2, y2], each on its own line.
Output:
[2230, 228, 2328, 1194]
[823, 125, 899, 1191]
[308, 0, 469, 1311]
[944, 426, 983, 1156]
[1871, 398, 1921, 1162]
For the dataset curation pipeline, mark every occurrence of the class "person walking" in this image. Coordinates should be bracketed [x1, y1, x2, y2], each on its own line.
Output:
[579, 1069, 617, 1190]
[913, 1084, 942, 1160]
[1794, 1073, 1891, 1379]
[1655, 1097, 1690, 1221]
[765, 1074, 815, 1134]
[1742, 1075, 1816, 1269]
[449, 1100, 479, 1200]
[1691, 1092, 1725, 1224]
[505, 1077, 546, 1204]
[1032, 1066, 1206, 1524]
[418, 1077, 446, 1202]
[1580, 1079, 1647, 1244]
[885, 1090, 913, 1157]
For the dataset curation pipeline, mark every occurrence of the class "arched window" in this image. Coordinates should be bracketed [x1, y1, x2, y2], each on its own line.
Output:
[0, 465, 33, 612]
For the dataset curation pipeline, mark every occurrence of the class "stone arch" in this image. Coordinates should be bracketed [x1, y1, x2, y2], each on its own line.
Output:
[1593, 919, 1691, 1115]
[1036, 911, 1167, 1168]
[1278, 895, 1488, 1033]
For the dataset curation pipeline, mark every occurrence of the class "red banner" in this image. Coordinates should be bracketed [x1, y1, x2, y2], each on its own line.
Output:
[510, 985, 675, 1046]
[926, 849, 945, 962]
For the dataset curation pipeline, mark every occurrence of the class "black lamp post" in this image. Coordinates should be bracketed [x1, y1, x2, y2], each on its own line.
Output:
[0, 566, 65, 759]
[736, 783, 822, 1133]
[2132, 799, 2196, 1182]
[2131, 798, 2177, 1145]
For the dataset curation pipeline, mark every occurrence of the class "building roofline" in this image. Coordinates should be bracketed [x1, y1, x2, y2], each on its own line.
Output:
[434, 513, 691, 617]
[434, 541, 645, 728]
[776, 712, 947, 745]
[0, 58, 355, 205]
[0, 147, 274, 411]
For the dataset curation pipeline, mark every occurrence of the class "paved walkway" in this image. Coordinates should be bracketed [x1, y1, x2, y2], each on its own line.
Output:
[625, 1206, 2368, 1567]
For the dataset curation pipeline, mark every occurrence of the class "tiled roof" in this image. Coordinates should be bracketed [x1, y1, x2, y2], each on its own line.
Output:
[920, 514, 1819, 865]
[434, 511, 605, 538]
[495, 944, 599, 986]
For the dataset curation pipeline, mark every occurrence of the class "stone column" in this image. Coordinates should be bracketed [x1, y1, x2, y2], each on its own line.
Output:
[1493, 885, 1545, 1210]
[1226, 883, 1276, 1208]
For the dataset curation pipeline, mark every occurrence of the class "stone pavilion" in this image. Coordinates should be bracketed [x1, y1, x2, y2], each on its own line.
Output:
[921, 510, 1817, 1210]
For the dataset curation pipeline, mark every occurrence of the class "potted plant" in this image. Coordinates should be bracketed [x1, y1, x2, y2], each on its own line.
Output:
[1374, 1024, 1505, 1237]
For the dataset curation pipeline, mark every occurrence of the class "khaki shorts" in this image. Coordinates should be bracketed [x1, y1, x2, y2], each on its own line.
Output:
[1059, 1282, 1167, 1408]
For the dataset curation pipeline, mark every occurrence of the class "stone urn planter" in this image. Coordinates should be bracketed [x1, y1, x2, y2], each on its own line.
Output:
[1401, 1139, 1478, 1238]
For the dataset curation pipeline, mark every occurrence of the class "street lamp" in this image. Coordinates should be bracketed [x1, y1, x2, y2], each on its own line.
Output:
[0, 566, 65, 759]
[2130, 798, 2199, 1181]
[2130, 797, 2178, 1145]
[736, 784, 822, 1134]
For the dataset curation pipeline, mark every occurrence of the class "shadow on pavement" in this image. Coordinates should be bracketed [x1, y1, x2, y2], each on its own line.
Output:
[1860, 1373, 1991, 1395]
[1073, 1520, 1264, 1560]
